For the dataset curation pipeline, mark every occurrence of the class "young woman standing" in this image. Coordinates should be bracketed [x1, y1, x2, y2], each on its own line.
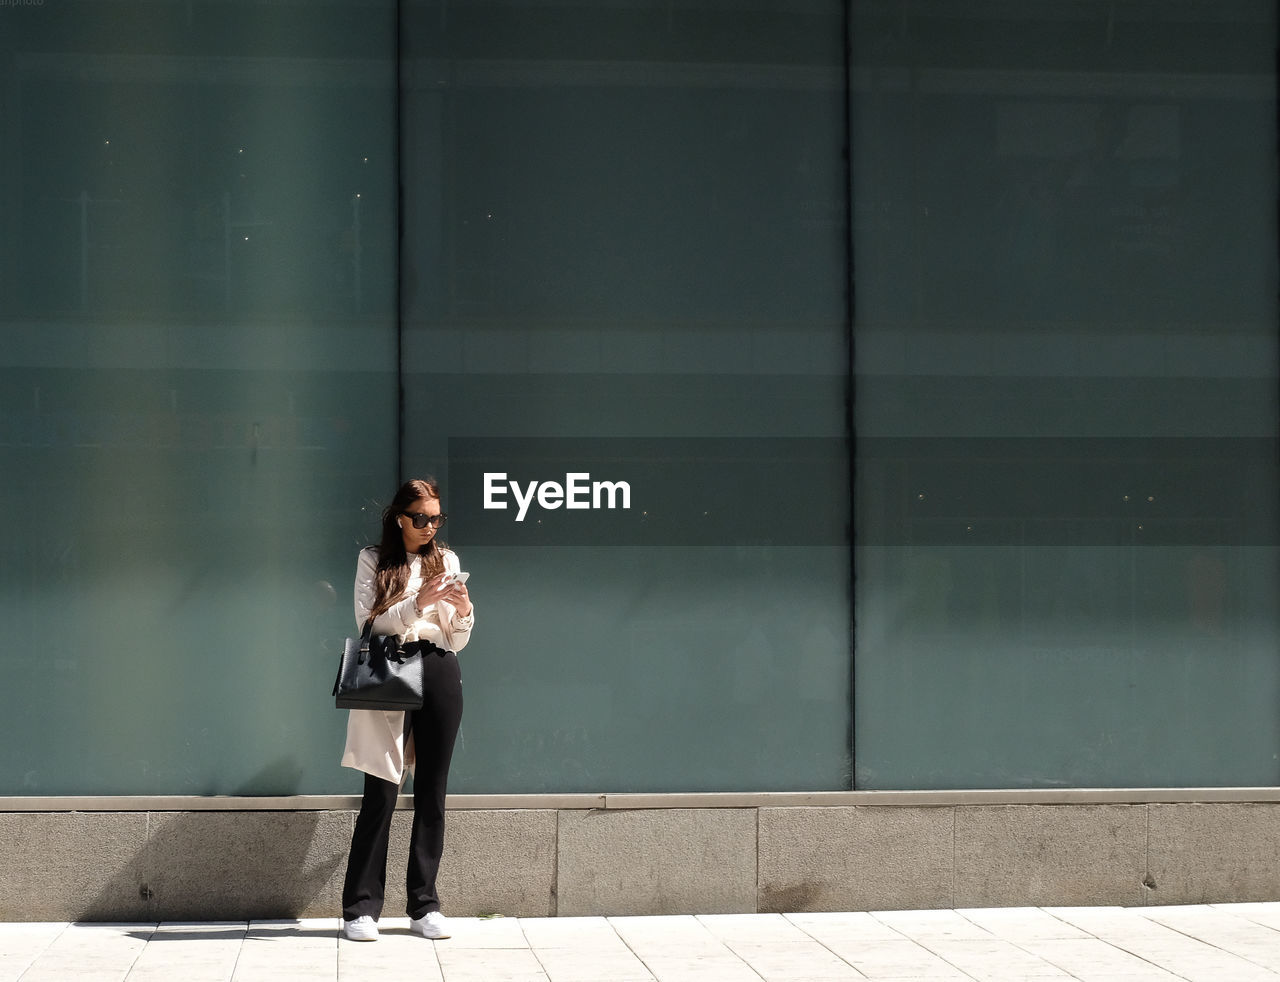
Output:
[340, 478, 473, 942]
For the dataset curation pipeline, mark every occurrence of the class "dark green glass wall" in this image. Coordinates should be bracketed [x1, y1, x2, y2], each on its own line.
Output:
[1, 0, 400, 794]
[852, 0, 1280, 788]
[398, 1, 852, 792]
[0, 1, 1275, 796]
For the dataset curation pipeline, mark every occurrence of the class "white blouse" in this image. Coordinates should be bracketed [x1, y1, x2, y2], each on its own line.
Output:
[352, 545, 474, 652]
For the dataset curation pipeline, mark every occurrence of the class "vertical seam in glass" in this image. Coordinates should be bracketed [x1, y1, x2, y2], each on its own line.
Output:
[843, 0, 856, 791]
[395, 0, 405, 485]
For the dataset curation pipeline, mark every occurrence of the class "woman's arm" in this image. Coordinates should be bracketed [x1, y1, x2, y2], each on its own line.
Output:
[435, 550, 474, 653]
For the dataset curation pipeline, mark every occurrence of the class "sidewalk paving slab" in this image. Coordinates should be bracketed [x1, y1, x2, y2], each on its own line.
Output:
[337, 919, 443, 982]
[9, 922, 152, 982]
[874, 909, 998, 942]
[1014, 937, 1186, 980]
[521, 916, 631, 952]
[716, 940, 864, 981]
[434, 945, 549, 982]
[532, 946, 655, 982]
[952, 908, 1091, 942]
[783, 910, 907, 943]
[696, 913, 815, 945]
[123, 922, 246, 982]
[1215, 902, 1280, 932]
[817, 938, 973, 980]
[0, 923, 65, 982]
[3, 903, 1280, 982]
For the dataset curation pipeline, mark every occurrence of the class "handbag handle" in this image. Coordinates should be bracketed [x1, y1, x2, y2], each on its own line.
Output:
[354, 617, 379, 664]
[332, 618, 382, 698]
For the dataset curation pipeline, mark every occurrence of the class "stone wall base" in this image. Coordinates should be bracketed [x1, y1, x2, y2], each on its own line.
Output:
[3, 795, 1278, 920]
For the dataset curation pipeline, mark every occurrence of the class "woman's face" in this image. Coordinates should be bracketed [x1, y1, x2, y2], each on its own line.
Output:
[398, 495, 442, 554]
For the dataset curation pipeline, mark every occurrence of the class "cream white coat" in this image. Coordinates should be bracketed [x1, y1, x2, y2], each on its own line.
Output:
[340, 546, 473, 784]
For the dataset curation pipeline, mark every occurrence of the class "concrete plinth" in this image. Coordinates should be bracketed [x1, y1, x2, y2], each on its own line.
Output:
[3, 792, 1278, 920]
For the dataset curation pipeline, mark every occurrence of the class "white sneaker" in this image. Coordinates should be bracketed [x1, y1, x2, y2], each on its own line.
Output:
[344, 915, 379, 941]
[410, 910, 450, 939]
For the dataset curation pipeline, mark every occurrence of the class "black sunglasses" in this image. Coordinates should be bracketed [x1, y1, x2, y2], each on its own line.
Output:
[403, 511, 447, 530]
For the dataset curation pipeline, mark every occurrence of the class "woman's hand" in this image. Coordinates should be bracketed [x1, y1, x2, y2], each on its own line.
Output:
[416, 572, 472, 618]
[443, 578, 472, 618]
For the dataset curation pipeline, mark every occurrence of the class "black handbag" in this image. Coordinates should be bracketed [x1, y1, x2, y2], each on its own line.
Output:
[332, 619, 425, 711]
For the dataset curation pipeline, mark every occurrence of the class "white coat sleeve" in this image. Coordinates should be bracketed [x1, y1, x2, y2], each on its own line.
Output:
[436, 549, 474, 654]
[352, 547, 418, 636]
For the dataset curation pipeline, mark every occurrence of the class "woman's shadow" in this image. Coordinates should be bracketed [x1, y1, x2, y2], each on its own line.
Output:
[83, 757, 350, 923]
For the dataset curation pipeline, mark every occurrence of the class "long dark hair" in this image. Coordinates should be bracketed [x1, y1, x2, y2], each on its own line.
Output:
[368, 478, 448, 619]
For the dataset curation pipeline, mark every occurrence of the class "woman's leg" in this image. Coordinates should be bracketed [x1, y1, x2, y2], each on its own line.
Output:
[405, 650, 464, 918]
[341, 771, 400, 920]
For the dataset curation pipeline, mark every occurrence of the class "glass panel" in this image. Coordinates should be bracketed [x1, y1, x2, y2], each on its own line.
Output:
[399, 0, 851, 792]
[852, 1, 1280, 788]
[0, 1, 398, 793]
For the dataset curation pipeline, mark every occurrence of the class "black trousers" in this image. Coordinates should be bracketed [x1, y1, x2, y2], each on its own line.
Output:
[341, 647, 463, 920]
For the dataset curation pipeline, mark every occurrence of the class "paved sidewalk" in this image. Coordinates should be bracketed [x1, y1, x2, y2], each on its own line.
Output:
[3, 904, 1280, 981]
